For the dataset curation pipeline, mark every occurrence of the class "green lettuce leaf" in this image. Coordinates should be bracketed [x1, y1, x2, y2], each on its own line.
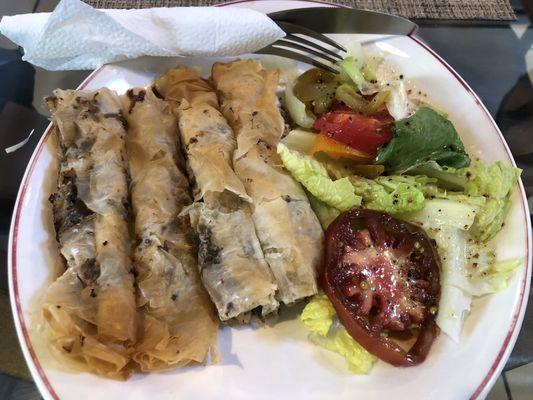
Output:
[400, 199, 480, 233]
[336, 42, 382, 97]
[384, 80, 414, 121]
[485, 258, 524, 292]
[471, 198, 510, 242]
[462, 161, 520, 198]
[420, 184, 487, 208]
[306, 191, 340, 230]
[415, 161, 520, 242]
[300, 293, 336, 336]
[277, 143, 361, 211]
[405, 161, 468, 191]
[349, 175, 432, 214]
[361, 52, 381, 82]
[376, 107, 471, 172]
[301, 294, 376, 374]
[337, 42, 366, 89]
[460, 161, 521, 242]
[338, 56, 366, 89]
[400, 198, 523, 342]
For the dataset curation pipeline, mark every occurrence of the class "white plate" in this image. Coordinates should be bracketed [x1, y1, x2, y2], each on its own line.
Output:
[8, 1, 532, 399]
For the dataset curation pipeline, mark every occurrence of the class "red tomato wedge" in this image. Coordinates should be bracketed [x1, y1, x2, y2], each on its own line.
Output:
[314, 106, 394, 156]
[323, 209, 440, 367]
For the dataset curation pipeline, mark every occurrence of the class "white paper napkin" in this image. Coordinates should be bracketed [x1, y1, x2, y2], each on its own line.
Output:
[0, 0, 285, 70]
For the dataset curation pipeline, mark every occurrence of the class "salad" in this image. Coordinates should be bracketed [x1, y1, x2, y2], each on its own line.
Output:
[275, 43, 522, 373]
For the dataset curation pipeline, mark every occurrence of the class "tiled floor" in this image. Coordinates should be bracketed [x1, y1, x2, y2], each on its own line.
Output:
[503, 363, 533, 400]
[486, 364, 533, 400]
[0, 373, 40, 400]
[487, 375, 511, 400]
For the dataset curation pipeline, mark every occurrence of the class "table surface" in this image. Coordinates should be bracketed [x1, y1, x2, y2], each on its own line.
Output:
[0, 0, 532, 399]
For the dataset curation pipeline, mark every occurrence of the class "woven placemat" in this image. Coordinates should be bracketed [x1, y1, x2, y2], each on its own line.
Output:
[83, 0, 517, 20]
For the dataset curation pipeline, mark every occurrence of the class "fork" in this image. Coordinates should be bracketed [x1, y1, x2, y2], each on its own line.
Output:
[255, 21, 346, 73]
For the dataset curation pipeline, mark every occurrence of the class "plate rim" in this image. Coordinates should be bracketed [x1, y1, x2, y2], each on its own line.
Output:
[7, 1, 532, 399]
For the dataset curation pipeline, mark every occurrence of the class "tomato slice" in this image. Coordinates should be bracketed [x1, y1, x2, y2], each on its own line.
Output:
[308, 134, 374, 164]
[314, 107, 394, 156]
[323, 209, 440, 366]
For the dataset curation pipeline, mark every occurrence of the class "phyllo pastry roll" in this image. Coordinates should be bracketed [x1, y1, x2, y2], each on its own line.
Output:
[44, 89, 136, 379]
[155, 67, 278, 322]
[212, 60, 324, 305]
[122, 87, 218, 371]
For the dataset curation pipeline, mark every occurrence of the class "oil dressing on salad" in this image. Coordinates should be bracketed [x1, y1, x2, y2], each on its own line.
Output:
[274, 42, 522, 374]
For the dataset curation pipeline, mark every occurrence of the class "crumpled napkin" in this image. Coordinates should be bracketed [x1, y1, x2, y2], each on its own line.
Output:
[0, 0, 285, 70]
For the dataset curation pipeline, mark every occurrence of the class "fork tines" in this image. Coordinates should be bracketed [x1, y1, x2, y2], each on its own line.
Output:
[257, 21, 346, 73]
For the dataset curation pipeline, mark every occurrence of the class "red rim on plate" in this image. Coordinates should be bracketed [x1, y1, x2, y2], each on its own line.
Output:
[7, 2, 532, 399]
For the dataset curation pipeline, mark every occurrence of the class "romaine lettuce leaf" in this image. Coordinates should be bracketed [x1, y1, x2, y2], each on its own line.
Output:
[361, 52, 381, 82]
[421, 185, 486, 207]
[471, 198, 510, 242]
[401, 200, 522, 342]
[337, 42, 366, 88]
[307, 191, 340, 230]
[277, 143, 361, 211]
[436, 284, 471, 343]
[400, 198, 480, 231]
[464, 246, 522, 295]
[429, 224, 521, 304]
[405, 161, 467, 191]
[278, 141, 435, 217]
[301, 294, 376, 374]
[460, 161, 521, 241]
[338, 56, 366, 89]
[279, 139, 448, 216]
[408, 160, 520, 241]
[384, 80, 415, 121]
[376, 107, 471, 172]
[402, 198, 521, 294]
[349, 175, 427, 214]
[429, 225, 472, 343]
[375, 174, 436, 188]
[300, 293, 336, 336]
[462, 161, 520, 199]
[484, 258, 523, 292]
